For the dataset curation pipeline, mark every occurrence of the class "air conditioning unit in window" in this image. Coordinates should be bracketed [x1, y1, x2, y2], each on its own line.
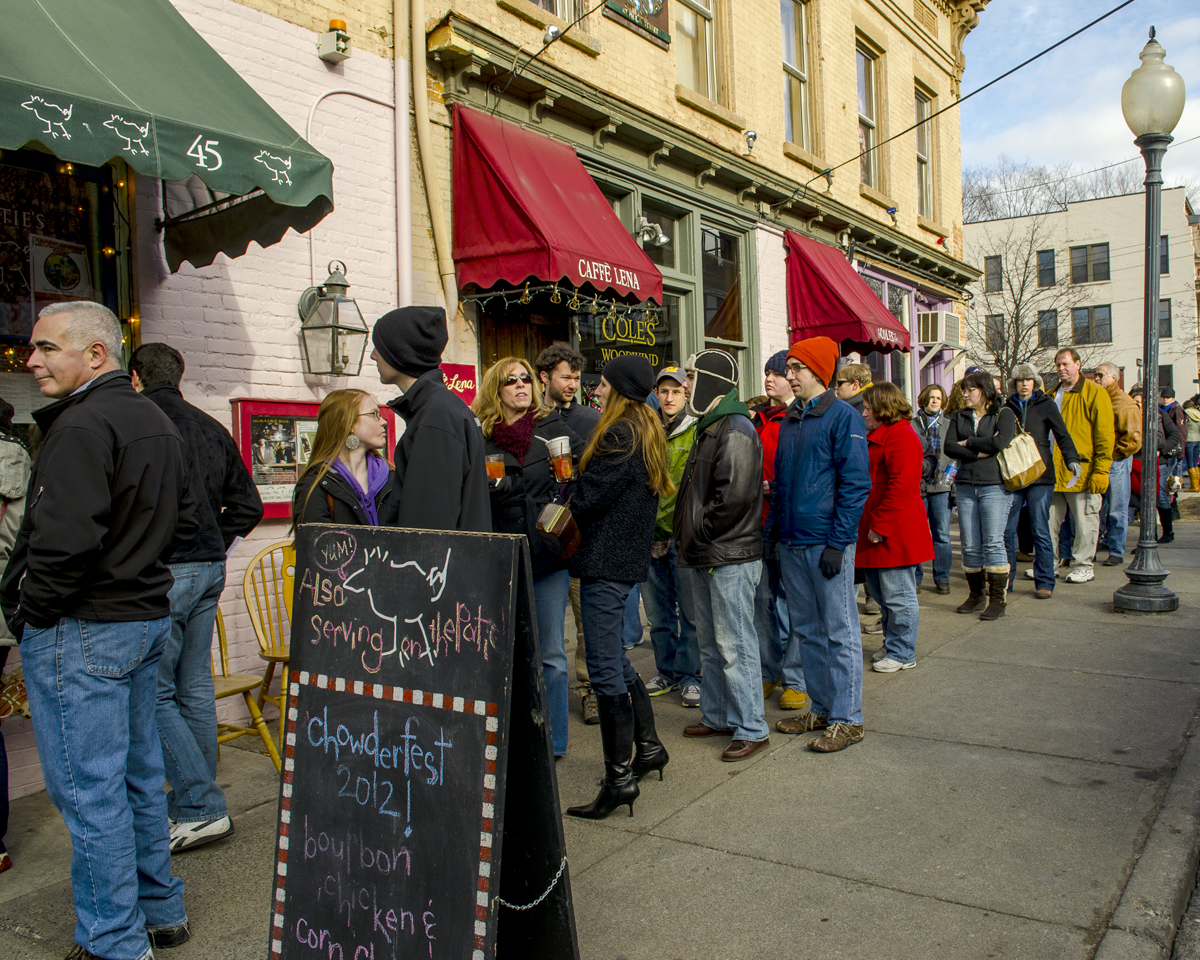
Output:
[917, 311, 962, 349]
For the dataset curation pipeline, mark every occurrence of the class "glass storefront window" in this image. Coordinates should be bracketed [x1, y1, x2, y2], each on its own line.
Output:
[576, 294, 681, 376]
[701, 227, 740, 342]
[641, 205, 677, 271]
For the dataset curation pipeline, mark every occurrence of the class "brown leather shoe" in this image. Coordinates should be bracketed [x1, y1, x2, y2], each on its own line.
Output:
[1035, 589, 1052, 599]
[776, 712, 828, 735]
[809, 723, 864, 752]
[722, 738, 770, 761]
[684, 721, 730, 738]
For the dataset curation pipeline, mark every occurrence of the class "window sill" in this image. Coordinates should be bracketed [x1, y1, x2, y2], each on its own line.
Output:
[496, 0, 602, 57]
[859, 182, 896, 211]
[918, 215, 949, 239]
[674, 85, 745, 131]
[783, 142, 828, 174]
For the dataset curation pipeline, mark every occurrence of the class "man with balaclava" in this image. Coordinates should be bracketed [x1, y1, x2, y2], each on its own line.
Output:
[673, 349, 770, 762]
[766, 336, 871, 753]
[370, 305, 491, 532]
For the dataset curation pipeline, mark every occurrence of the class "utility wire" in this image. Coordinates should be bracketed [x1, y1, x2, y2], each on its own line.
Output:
[774, 0, 1140, 211]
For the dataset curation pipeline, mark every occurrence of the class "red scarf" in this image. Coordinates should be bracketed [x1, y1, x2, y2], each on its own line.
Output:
[491, 409, 538, 464]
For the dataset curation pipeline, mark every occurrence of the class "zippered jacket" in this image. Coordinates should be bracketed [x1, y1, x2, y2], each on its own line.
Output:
[1003, 391, 1079, 485]
[654, 413, 697, 541]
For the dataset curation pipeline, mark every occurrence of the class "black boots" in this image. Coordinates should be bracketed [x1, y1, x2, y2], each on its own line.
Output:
[979, 570, 1008, 621]
[957, 570, 987, 614]
[628, 676, 669, 781]
[1158, 507, 1175, 544]
[566, 694, 639, 819]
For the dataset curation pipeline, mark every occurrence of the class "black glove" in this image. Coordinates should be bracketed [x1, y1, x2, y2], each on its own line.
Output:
[818, 545, 843, 580]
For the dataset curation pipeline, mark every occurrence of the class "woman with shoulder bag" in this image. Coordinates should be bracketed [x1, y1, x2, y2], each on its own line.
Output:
[472, 357, 585, 759]
[292, 389, 394, 527]
[566, 355, 675, 820]
[944, 371, 1017, 620]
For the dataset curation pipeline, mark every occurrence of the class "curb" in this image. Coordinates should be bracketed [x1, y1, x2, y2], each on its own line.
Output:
[1094, 717, 1200, 959]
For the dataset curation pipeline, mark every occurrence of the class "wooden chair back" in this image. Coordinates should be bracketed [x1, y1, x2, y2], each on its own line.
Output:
[243, 540, 295, 658]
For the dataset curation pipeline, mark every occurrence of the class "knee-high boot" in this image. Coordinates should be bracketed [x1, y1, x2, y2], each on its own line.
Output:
[1189, 468, 1200, 493]
[566, 694, 639, 819]
[628, 676, 669, 781]
[1158, 507, 1175, 544]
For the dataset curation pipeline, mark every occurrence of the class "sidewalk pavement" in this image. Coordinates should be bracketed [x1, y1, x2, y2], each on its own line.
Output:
[3, 526, 1200, 960]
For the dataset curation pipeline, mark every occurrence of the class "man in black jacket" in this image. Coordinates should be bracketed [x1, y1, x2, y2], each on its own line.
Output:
[1, 302, 198, 959]
[370, 306, 491, 532]
[131, 342, 263, 853]
[1005, 364, 1080, 599]
[673, 350, 769, 762]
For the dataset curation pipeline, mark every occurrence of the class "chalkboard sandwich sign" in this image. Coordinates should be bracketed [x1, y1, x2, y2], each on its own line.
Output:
[272, 525, 578, 960]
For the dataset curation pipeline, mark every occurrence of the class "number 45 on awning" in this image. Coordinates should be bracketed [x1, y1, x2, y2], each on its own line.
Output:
[187, 134, 223, 171]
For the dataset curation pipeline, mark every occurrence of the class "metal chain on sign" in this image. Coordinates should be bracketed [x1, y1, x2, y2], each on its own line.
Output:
[494, 856, 568, 911]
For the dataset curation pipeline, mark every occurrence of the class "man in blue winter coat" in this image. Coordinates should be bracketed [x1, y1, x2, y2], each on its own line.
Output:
[764, 336, 871, 752]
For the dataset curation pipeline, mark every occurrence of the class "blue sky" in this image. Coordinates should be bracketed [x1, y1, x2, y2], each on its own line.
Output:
[959, 1, 1199, 189]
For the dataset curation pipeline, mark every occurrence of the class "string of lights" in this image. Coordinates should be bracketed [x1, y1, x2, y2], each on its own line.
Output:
[459, 281, 661, 323]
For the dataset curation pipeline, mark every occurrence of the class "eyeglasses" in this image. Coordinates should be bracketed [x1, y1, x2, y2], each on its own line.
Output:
[357, 409, 383, 421]
[503, 373, 533, 387]
[785, 361, 807, 374]
[835, 379, 850, 386]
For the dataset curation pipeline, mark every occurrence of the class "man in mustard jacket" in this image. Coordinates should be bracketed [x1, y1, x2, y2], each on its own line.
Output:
[1050, 348, 1115, 584]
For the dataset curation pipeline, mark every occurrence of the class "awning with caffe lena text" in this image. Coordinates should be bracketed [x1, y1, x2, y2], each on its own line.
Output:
[452, 105, 663, 304]
[0, 0, 335, 271]
[785, 230, 910, 353]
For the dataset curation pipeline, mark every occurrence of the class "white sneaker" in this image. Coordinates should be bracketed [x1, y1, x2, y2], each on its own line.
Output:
[873, 657, 916, 673]
[1024, 569, 1035, 580]
[169, 815, 234, 853]
[1065, 566, 1095, 584]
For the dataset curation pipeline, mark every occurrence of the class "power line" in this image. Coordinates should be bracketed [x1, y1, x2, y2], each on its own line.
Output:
[774, 0, 1140, 211]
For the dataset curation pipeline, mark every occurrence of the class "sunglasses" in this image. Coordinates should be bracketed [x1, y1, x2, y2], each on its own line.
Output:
[836, 379, 850, 386]
[503, 373, 533, 387]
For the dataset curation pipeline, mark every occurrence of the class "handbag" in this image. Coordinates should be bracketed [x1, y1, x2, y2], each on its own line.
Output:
[997, 422, 1046, 491]
[536, 495, 580, 559]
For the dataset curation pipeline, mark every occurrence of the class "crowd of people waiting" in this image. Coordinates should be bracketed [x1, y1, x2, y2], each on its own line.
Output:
[1, 296, 1195, 959]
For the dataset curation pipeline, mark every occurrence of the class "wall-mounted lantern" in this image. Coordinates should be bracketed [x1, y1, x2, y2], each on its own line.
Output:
[298, 261, 369, 376]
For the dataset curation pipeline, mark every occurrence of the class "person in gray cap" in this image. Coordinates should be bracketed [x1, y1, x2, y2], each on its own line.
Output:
[370, 305, 491, 531]
[1004, 362, 1079, 599]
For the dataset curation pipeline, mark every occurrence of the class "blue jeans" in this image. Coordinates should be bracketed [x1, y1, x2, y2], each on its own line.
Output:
[640, 544, 700, 687]
[916, 492, 952, 585]
[755, 553, 796, 688]
[956, 484, 1013, 570]
[24, 616, 185, 960]
[159, 561, 227, 824]
[1158, 455, 1179, 508]
[533, 568, 570, 756]
[579, 579, 640, 696]
[778, 544, 862, 726]
[621, 583, 642, 648]
[1099, 457, 1133, 559]
[1187, 441, 1200, 470]
[689, 561, 769, 742]
[1006, 484, 1055, 590]
[863, 566, 919, 665]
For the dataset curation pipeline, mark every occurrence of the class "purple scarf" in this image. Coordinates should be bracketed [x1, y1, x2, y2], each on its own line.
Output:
[331, 455, 390, 525]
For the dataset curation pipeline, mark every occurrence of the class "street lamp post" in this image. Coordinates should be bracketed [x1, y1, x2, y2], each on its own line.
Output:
[1114, 28, 1187, 613]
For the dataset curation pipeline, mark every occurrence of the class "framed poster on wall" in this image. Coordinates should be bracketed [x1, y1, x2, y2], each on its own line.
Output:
[230, 398, 398, 520]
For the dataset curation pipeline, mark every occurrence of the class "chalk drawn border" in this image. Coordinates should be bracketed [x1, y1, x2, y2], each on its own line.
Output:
[270, 671, 501, 960]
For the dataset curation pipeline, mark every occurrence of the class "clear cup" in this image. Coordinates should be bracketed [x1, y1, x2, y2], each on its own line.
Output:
[486, 453, 506, 481]
[546, 436, 574, 481]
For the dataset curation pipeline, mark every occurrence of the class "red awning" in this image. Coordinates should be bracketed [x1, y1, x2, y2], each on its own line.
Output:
[785, 230, 910, 353]
[452, 105, 662, 304]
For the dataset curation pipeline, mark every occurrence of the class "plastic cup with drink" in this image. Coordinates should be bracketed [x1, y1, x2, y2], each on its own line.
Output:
[546, 436, 574, 481]
[486, 454, 506, 481]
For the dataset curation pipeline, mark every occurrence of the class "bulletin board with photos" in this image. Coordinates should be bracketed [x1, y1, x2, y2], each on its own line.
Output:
[230, 398, 398, 520]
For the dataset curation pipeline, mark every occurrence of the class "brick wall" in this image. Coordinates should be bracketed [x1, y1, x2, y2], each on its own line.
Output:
[755, 225, 791, 364]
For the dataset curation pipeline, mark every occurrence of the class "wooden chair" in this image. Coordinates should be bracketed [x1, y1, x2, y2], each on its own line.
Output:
[212, 608, 282, 773]
[243, 540, 295, 753]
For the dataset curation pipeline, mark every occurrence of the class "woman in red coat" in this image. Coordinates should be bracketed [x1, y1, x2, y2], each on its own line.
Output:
[857, 383, 934, 673]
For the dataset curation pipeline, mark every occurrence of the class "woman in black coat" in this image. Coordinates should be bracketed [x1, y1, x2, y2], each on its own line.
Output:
[473, 358, 585, 758]
[565, 355, 675, 820]
[292, 390, 394, 527]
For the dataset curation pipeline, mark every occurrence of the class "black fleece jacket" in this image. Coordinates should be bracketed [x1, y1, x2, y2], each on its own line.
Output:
[293, 460, 395, 527]
[944, 406, 1018, 486]
[1, 371, 198, 634]
[143, 385, 262, 561]
[568, 422, 658, 583]
[380, 369, 492, 532]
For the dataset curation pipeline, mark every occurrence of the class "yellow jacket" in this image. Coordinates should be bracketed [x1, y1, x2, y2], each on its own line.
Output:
[1053, 378, 1115, 494]
[1105, 382, 1142, 460]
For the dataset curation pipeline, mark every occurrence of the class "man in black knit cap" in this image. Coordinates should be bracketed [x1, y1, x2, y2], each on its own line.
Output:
[370, 305, 491, 532]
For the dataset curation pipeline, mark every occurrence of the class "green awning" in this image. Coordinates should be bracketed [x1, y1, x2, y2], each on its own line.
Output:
[0, 0, 334, 270]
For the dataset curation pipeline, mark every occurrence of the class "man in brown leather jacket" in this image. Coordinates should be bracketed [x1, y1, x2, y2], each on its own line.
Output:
[673, 350, 768, 762]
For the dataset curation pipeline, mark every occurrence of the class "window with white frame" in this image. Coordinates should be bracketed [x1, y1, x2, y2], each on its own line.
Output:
[532, 0, 582, 20]
[677, 0, 715, 100]
[782, 0, 810, 149]
[857, 45, 879, 188]
[915, 89, 934, 219]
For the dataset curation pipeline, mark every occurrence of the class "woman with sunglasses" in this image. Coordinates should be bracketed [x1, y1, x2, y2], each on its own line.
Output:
[292, 389, 393, 526]
[473, 358, 585, 759]
[565, 355, 675, 820]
